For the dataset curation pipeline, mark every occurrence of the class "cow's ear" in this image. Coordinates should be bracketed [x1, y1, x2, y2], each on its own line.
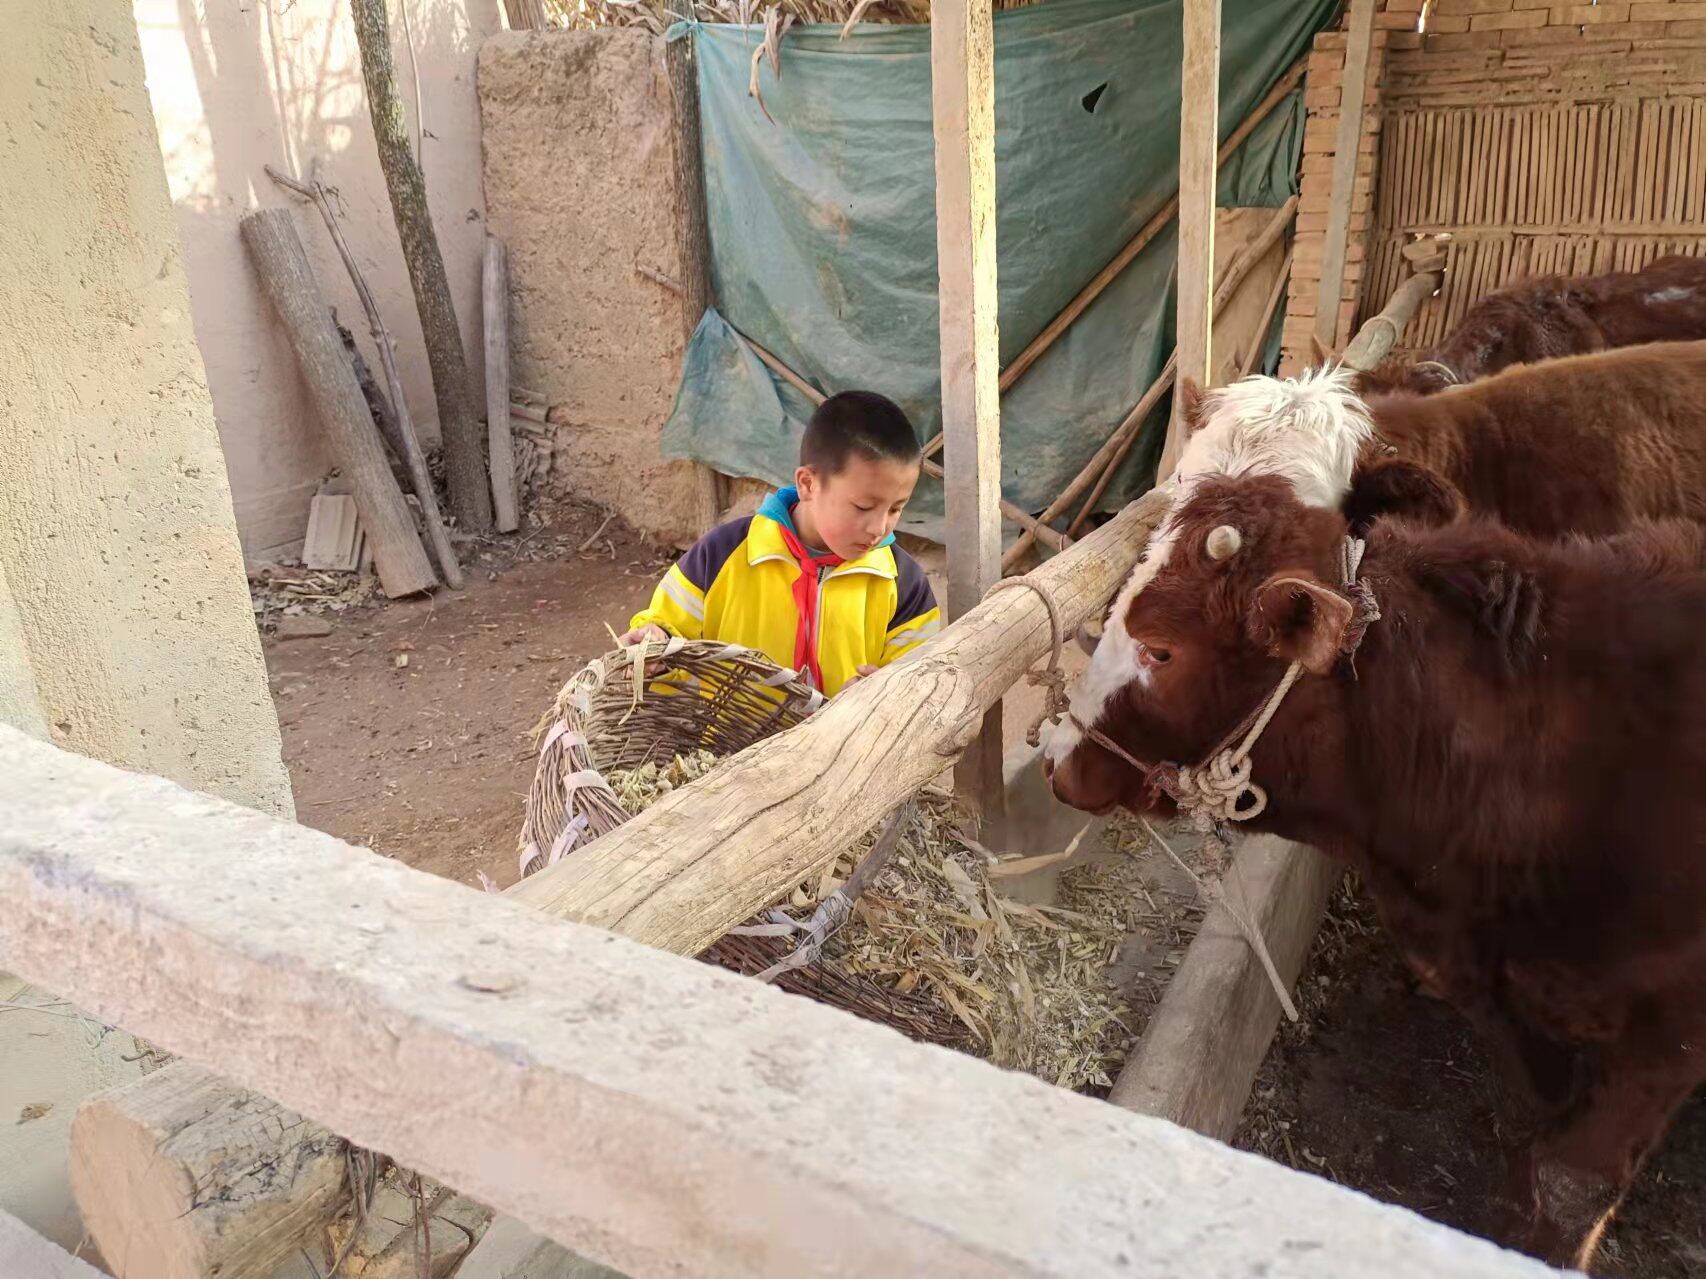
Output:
[1249, 573, 1354, 675]
[1343, 459, 1463, 534]
[1177, 377, 1209, 434]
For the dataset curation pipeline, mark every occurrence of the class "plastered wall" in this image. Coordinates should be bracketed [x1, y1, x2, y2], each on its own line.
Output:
[134, 0, 504, 557]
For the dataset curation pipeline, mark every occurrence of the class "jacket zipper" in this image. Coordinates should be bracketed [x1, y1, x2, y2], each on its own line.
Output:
[808, 565, 829, 689]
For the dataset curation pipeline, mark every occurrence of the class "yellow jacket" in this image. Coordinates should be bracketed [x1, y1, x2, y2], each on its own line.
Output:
[630, 494, 939, 695]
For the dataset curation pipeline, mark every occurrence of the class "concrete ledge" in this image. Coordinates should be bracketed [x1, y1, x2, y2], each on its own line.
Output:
[0, 1206, 104, 1279]
[0, 728, 1557, 1279]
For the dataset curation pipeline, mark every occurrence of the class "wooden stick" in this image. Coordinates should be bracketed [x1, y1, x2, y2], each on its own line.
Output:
[240, 209, 437, 598]
[1236, 245, 1294, 381]
[996, 53, 1308, 400]
[266, 166, 465, 591]
[914, 53, 1310, 463]
[1160, 0, 1223, 481]
[1313, 0, 1376, 349]
[350, 0, 492, 534]
[1006, 195, 1296, 566]
[483, 235, 521, 533]
[666, 15, 728, 533]
[732, 327, 1068, 553]
[1063, 205, 1296, 539]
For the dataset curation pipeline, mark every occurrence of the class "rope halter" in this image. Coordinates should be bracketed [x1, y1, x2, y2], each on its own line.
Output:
[1044, 534, 1378, 829]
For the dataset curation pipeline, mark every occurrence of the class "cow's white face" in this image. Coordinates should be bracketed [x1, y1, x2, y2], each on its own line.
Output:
[1043, 507, 1181, 767]
[1174, 366, 1375, 511]
[1045, 368, 1371, 777]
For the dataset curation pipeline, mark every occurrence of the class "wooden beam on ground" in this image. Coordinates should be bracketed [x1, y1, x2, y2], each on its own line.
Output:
[484, 235, 521, 533]
[1158, 0, 1222, 480]
[0, 729, 1557, 1279]
[931, 0, 1005, 818]
[1312, 0, 1377, 351]
[665, 17, 728, 534]
[1108, 836, 1340, 1139]
[240, 209, 437, 599]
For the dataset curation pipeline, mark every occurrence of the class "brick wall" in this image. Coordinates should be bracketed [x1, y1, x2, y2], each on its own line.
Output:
[1279, 0, 1706, 374]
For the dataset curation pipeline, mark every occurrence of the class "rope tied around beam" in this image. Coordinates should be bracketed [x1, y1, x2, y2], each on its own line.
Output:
[983, 576, 1071, 747]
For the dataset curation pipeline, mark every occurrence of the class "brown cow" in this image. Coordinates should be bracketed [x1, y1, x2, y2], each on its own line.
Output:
[1175, 341, 1706, 539]
[1043, 474, 1706, 1270]
[1352, 253, 1706, 396]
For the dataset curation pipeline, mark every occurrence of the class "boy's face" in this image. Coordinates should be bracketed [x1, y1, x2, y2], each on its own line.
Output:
[794, 454, 921, 560]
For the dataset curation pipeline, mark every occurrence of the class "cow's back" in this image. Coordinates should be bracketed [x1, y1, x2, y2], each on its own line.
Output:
[1363, 341, 1706, 536]
[1588, 253, 1706, 348]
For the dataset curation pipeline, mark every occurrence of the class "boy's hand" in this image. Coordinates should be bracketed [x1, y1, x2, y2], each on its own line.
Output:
[619, 623, 669, 647]
[839, 664, 879, 693]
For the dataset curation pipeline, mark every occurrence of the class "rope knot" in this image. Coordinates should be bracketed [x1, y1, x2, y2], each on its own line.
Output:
[1172, 751, 1268, 827]
[983, 575, 1070, 747]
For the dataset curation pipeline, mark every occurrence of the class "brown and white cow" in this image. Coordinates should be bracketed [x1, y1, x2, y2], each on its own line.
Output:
[1174, 340, 1706, 539]
[1044, 473, 1706, 1270]
[1351, 253, 1706, 397]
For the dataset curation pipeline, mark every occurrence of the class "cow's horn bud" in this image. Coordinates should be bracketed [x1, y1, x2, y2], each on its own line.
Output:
[1206, 525, 1242, 560]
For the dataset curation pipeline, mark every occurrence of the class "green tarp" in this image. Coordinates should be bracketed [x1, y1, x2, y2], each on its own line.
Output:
[661, 0, 1336, 540]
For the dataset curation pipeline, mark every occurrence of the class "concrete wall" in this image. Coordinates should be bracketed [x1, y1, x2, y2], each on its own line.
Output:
[135, 0, 505, 558]
[0, 0, 296, 1246]
[478, 29, 703, 548]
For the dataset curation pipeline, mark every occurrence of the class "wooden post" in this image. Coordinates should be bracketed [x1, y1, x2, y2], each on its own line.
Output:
[240, 209, 437, 598]
[350, 0, 494, 534]
[1312, 0, 1376, 351]
[930, 0, 1005, 820]
[666, 18, 728, 534]
[1159, 0, 1221, 481]
[484, 236, 521, 533]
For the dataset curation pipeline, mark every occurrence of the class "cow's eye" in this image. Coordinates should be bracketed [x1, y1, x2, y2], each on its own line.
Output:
[1150, 648, 1172, 665]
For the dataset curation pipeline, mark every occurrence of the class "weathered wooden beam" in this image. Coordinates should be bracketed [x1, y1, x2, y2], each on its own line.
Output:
[240, 209, 437, 598]
[68, 1062, 347, 1279]
[1159, 0, 1222, 480]
[1108, 835, 1340, 1139]
[665, 20, 728, 534]
[930, 0, 1005, 819]
[1339, 267, 1442, 370]
[0, 728, 1555, 1279]
[506, 490, 1172, 953]
[484, 235, 521, 533]
[1312, 0, 1377, 349]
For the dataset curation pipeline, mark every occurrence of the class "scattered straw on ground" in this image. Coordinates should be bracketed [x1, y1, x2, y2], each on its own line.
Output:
[607, 753, 1200, 1093]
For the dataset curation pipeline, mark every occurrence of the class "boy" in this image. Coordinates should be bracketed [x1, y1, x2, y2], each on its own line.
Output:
[622, 390, 940, 695]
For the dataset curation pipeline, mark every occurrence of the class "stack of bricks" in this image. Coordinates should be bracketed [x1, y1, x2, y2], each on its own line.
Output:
[1400, 0, 1706, 52]
[1280, 23, 1392, 376]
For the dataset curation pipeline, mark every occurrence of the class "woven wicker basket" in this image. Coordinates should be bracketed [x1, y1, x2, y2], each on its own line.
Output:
[520, 637, 969, 1049]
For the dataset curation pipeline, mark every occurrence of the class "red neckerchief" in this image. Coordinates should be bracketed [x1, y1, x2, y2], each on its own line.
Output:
[773, 519, 843, 689]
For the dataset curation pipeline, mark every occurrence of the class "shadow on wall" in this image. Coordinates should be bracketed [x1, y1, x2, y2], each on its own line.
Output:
[134, 0, 502, 560]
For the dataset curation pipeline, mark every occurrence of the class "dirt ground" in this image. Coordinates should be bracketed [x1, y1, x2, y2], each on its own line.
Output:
[265, 506, 1700, 1276]
[264, 505, 671, 889]
[1238, 885, 1705, 1278]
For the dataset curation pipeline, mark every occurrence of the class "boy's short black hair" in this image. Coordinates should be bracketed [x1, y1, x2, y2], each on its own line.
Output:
[800, 390, 921, 476]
